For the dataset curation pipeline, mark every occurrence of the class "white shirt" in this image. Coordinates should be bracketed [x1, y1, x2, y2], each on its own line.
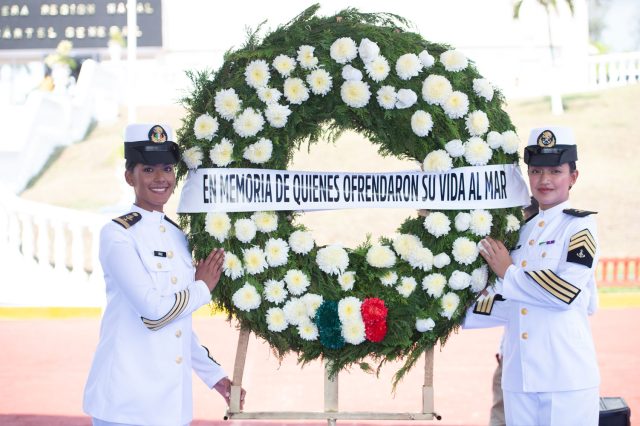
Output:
[84, 204, 227, 426]
[464, 200, 600, 392]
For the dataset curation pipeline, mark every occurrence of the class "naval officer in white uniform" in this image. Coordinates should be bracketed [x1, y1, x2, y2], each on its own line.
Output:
[83, 123, 245, 426]
[464, 126, 600, 426]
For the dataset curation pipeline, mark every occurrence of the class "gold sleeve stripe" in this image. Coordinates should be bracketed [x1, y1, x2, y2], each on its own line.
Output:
[568, 236, 596, 256]
[473, 295, 498, 315]
[569, 230, 596, 252]
[526, 270, 580, 304]
[570, 229, 595, 244]
[142, 289, 190, 330]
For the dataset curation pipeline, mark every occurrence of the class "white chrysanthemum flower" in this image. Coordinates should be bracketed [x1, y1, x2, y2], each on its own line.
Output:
[441, 292, 461, 319]
[365, 56, 390, 82]
[338, 271, 356, 291]
[380, 271, 398, 287]
[423, 212, 451, 238]
[205, 212, 231, 242]
[245, 59, 270, 89]
[194, 113, 219, 141]
[243, 246, 268, 275]
[423, 149, 453, 172]
[342, 319, 366, 345]
[501, 130, 520, 154]
[342, 64, 363, 81]
[422, 75, 452, 105]
[338, 296, 362, 323]
[366, 245, 397, 268]
[266, 307, 288, 332]
[396, 88, 418, 109]
[505, 214, 521, 233]
[232, 283, 261, 311]
[471, 265, 489, 292]
[452, 236, 480, 265]
[265, 238, 289, 267]
[289, 230, 314, 254]
[298, 319, 319, 341]
[307, 68, 333, 95]
[397, 276, 418, 298]
[408, 247, 434, 271]
[358, 38, 380, 63]
[257, 87, 282, 104]
[376, 85, 396, 110]
[340, 80, 370, 108]
[223, 252, 244, 280]
[283, 77, 310, 105]
[251, 211, 278, 233]
[411, 110, 433, 137]
[283, 297, 309, 325]
[444, 139, 465, 158]
[473, 78, 494, 101]
[443, 91, 470, 119]
[440, 49, 468, 72]
[433, 252, 451, 268]
[330, 37, 358, 64]
[486, 131, 504, 149]
[284, 269, 310, 295]
[234, 218, 257, 243]
[209, 138, 234, 167]
[416, 318, 436, 332]
[182, 146, 203, 170]
[454, 212, 472, 232]
[302, 293, 323, 317]
[243, 138, 273, 164]
[316, 245, 349, 275]
[418, 50, 435, 68]
[448, 270, 472, 290]
[265, 103, 292, 128]
[466, 110, 490, 136]
[393, 234, 422, 261]
[272, 54, 296, 77]
[297, 45, 319, 69]
[464, 137, 493, 166]
[264, 279, 288, 304]
[422, 273, 447, 298]
[233, 108, 264, 138]
[395, 53, 422, 80]
[470, 209, 493, 237]
[214, 88, 242, 120]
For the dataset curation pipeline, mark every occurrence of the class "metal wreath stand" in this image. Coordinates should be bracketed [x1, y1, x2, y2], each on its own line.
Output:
[224, 326, 442, 425]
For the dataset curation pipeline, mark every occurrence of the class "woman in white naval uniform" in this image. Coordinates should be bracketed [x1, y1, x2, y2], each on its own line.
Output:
[464, 126, 600, 426]
[83, 123, 245, 426]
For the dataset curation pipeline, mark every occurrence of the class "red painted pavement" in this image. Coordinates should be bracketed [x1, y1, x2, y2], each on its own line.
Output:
[0, 308, 637, 426]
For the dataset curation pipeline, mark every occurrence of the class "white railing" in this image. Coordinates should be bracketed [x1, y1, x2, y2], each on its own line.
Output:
[0, 187, 108, 307]
[587, 52, 640, 88]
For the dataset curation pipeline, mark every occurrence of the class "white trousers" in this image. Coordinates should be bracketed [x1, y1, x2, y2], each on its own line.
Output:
[503, 387, 599, 426]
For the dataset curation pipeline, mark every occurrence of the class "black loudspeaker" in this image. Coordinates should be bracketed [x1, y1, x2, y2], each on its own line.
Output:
[599, 397, 631, 426]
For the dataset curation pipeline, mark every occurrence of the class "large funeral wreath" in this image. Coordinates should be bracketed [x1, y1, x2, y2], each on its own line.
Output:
[177, 5, 523, 385]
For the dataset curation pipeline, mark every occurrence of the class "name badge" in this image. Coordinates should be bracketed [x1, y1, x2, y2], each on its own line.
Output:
[154, 251, 167, 257]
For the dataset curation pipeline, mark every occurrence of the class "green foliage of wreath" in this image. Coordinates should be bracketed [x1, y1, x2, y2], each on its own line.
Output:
[177, 4, 523, 386]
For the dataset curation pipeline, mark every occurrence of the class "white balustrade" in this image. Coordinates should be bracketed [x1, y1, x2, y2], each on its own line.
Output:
[0, 186, 108, 306]
[588, 52, 640, 88]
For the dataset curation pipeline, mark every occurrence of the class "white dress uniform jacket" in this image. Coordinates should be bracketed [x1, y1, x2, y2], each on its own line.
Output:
[84, 205, 227, 426]
[464, 200, 600, 393]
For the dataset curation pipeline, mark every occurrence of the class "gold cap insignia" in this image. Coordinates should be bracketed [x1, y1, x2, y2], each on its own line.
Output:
[148, 125, 168, 143]
[537, 130, 556, 148]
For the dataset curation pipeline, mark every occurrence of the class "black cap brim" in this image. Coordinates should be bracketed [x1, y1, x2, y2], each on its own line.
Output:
[524, 144, 577, 166]
[125, 142, 180, 165]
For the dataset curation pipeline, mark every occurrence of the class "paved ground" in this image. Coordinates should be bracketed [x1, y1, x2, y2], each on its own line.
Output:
[0, 306, 637, 426]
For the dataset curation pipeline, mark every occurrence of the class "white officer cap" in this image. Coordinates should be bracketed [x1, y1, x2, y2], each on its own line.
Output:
[124, 123, 179, 165]
[524, 126, 577, 166]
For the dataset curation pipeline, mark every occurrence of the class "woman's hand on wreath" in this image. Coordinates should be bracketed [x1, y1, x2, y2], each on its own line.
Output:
[479, 237, 512, 279]
[213, 376, 246, 410]
[195, 248, 225, 292]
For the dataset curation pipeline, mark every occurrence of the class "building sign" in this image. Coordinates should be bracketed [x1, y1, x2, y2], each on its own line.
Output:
[0, 0, 162, 49]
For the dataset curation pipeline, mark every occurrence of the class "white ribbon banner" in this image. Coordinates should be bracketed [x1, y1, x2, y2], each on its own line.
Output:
[177, 165, 529, 213]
